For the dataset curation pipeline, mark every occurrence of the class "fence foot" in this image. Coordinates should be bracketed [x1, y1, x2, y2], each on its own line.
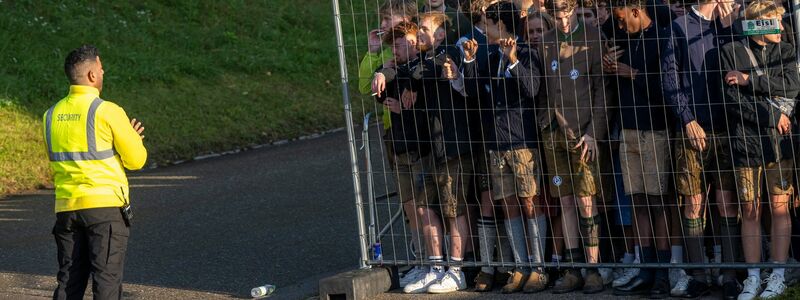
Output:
[318, 266, 396, 300]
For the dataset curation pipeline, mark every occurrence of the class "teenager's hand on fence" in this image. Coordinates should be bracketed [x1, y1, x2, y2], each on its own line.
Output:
[778, 113, 792, 135]
[685, 120, 707, 151]
[384, 97, 401, 114]
[368, 29, 383, 53]
[614, 62, 639, 79]
[372, 72, 386, 96]
[442, 57, 459, 80]
[462, 39, 478, 62]
[716, 1, 741, 28]
[499, 38, 518, 64]
[400, 89, 417, 109]
[130, 118, 145, 139]
[725, 71, 750, 86]
[574, 134, 598, 162]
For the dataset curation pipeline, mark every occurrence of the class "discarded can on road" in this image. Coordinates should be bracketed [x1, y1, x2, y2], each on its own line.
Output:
[251, 284, 275, 298]
[373, 242, 383, 261]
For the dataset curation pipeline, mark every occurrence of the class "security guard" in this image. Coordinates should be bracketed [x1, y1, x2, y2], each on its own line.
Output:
[45, 45, 147, 300]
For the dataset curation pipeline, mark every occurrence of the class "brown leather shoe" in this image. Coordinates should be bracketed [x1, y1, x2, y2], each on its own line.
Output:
[474, 271, 494, 292]
[552, 269, 583, 294]
[501, 270, 528, 294]
[523, 270, 549, 293]
[583, 271, 605, 294]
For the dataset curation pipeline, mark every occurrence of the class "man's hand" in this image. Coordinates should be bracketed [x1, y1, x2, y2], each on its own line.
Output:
[372, 72, 386, 96]
[725, 71, 750, 86]
[778, 113, 792, 135]
[368, 29, 383, 53]
[131, 118, 145, 139]
[384, 97, 401, 114]
[614, 62, 639, 79]
[400, 89, 417, 109]
[442, 57, 460, 80]
[716, 0, 741, 28]
[685, 120, 707, 151]
[573, 134, 598, 162]
[462, 39, 478, 62]
[499, 38, 518, 65]
[602, 46, 624, 73]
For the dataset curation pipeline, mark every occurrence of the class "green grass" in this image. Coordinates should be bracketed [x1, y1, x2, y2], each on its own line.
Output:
[0, 0, 393, 196]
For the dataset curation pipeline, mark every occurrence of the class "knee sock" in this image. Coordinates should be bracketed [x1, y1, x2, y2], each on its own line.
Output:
[505, 217, 531, 273]
[527, 215, 547, 272]
[683, 217, 706, 281]
[719, 217, 741, 282]
[477, 216, 498, 274]
[656, 250, 672, 281]
[639, 247, 656, 282]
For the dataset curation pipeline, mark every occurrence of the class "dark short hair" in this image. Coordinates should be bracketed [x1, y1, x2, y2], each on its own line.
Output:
[485, 1, 522, 36]
[609, 0, 647, 9]
[64, 45, 99, 84]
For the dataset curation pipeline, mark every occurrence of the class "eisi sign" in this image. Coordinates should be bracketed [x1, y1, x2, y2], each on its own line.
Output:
[742, 19, 781, 35]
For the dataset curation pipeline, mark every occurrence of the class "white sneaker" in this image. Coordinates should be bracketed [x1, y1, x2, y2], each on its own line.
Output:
[759, 273, 786, 299]
[399, 266, 427, 287]
[671, 271, 691, 297]
[669, 268, 685, 287]
[612, 268, 624, 281]
[598, 267, 613, 285]
[738, 275, 761, 300]
[612, 267, 640, 287]
[427, 269, 466, 294]
[403, 268, 444, 294]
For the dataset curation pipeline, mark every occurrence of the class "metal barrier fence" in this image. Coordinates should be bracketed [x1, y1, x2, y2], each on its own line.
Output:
[331, 0, 800, 292]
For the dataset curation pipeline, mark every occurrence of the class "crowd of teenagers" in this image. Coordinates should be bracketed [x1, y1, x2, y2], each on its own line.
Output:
[358, 0, 800, 298]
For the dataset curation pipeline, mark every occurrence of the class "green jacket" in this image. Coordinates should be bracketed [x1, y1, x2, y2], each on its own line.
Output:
[358, 48, 393, 128]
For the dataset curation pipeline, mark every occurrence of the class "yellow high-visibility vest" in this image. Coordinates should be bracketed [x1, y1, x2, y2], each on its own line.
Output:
[43, 85, 147, 213]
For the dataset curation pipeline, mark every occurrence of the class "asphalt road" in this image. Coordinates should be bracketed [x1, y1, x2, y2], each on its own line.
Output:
[0, 127, 722, 300]
[0, 129, 364, 299]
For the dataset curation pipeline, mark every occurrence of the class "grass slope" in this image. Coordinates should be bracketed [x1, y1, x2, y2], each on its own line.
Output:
[0, 0, 386, 195]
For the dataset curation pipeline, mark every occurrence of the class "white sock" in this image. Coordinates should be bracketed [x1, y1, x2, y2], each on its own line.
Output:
[748, 268, 761, 279]
[430, 256, 444, 272]
[773, 267, 785, 278]
[713, 245, 722, 263]
[623, 252, 635, 264]
[671, 245, 684, 263]
[634, 246, 641, 262]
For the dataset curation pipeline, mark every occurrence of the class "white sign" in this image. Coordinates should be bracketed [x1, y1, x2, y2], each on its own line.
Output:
[742, 19, 781, 36]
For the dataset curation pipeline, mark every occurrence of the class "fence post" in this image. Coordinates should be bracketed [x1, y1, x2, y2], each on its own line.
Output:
[331, 0, 370, 269]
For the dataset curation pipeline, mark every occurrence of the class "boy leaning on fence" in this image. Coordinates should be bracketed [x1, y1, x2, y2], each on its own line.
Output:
[720, 1, 800, 298]
[370, 20, 435, 289]
[537, 0, 610, 293]
[603, 0, 673, 297]
[462, 1, 547, 294]
[402, 11, 475, 295]
[660, 0, 739, 296]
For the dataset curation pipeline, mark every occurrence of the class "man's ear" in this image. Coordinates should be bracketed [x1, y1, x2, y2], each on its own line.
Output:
[632, 8, 640, 18]
[87, 69, 97, 84]
[435, 27, 446, 41]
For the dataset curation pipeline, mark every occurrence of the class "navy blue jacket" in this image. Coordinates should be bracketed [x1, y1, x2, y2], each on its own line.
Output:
[661, 10, 732, 132]
[618, 24, 670, 131]
[463, 43, 541, 151]
[375, 58, 430, 156]
[457, 26, 500, 152]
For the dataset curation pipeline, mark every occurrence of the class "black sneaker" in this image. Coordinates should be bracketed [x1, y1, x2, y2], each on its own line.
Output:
[613, 275, 651, 296]
[722, 280, 741, 300]
[681, 279, 711, 298]
[649, 277, 670, 299]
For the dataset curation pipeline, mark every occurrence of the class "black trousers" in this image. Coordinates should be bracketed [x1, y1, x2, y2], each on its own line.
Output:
[52, 207, 130, 300]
